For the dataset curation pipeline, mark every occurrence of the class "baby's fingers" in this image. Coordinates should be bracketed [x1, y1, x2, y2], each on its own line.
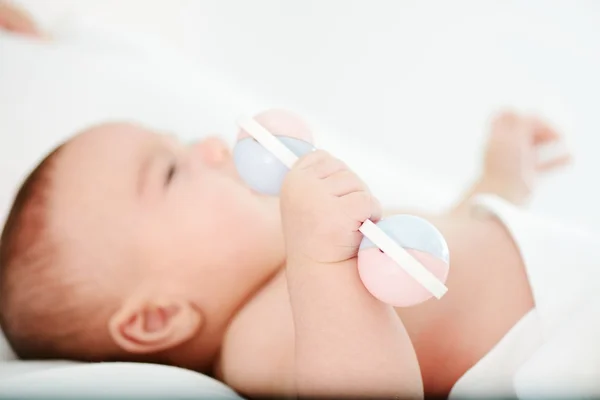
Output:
[295, 150, 347, 178]
[325, 170, 369, 197]
[340, 191, 382, 227]
[531, 117, 562, 144]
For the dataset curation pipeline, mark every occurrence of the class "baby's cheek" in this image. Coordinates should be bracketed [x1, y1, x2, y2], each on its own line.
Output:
[175, 172, 279, 254]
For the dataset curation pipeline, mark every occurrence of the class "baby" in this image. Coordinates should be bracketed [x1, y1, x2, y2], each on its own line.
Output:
[0, 104, 570, 398]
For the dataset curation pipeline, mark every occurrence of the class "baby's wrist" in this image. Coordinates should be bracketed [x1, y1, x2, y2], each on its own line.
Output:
[476, 174, 532, 205]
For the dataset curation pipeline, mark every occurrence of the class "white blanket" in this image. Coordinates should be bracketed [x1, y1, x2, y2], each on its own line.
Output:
[450, 195, 600, 399]
[0, 362, 243, 399]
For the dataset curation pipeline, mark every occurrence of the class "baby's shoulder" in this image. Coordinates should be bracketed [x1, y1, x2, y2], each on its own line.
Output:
[217, 271, 295, 395]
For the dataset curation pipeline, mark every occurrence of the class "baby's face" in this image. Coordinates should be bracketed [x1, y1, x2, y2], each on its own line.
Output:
[50, 122, 285, 343]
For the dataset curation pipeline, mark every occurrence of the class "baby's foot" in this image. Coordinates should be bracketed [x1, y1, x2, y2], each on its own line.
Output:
[479, 111, 570, 205]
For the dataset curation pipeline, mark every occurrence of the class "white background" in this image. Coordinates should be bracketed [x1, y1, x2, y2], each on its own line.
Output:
[9, 0, 600, 230]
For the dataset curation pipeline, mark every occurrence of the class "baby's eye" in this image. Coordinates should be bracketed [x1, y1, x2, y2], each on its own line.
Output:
[165, 163, 177, 186]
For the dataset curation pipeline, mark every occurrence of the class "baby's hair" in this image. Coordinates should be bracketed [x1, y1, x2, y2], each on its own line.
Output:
[0, 143, 113, 361]
[0, 139, 167, 364]
[0, 144, 70, 358]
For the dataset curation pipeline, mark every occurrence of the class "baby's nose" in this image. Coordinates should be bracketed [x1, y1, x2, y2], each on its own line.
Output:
[191, 136, 231, 167]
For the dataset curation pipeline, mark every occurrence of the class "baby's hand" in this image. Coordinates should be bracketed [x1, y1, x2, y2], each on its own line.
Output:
[281, 151, 422, 400]
[281, 150, 381, 265]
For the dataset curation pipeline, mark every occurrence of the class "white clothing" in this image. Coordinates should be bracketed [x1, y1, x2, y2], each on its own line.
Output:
[450, 194, 600, 399]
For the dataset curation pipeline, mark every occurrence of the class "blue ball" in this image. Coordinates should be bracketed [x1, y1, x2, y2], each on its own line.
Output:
[233, 136, 315, 196]
[359, 214, 449, 263]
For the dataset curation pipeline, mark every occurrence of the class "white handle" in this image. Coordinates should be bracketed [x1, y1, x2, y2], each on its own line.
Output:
[536, 140, 570, 166]
[237, 117, 300, 168]
[237, 117, 448, 299]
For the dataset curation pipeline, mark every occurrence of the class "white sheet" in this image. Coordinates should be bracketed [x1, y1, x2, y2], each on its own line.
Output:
[0, 362, 243, 399]
[515, 294, 600, 399]
[450, 194, 600, 399]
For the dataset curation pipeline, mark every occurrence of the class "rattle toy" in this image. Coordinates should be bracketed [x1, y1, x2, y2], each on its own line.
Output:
[233, 117, 449, 307]
[536, 140, 570, 167]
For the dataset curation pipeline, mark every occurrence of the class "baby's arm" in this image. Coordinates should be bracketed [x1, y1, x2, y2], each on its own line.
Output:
[386, 112, 571, 220]
[453, 112, 571, 214]
[286, 258, 423, 399]
[281, 150, 423, 399]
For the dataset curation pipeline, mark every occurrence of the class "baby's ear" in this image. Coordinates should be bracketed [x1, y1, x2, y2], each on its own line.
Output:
[108, 296, 203, 354]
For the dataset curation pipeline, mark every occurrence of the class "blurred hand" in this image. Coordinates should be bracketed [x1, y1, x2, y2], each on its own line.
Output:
[281, 150, 382, 265]
[0, 1, 43, 37]
[482, 111, 572, 204]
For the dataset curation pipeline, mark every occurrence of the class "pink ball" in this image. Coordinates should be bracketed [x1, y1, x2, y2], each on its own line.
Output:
[357, 248, 449, 307]
[236, 109, 315, 144]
